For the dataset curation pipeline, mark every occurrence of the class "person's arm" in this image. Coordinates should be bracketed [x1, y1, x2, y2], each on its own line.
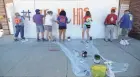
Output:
[104, 15, 109, 25]
[33, 16, 35, 23]
[82, 17, 85, 28]
[119, 15, 124, 23]
[66, 17, 71, 24]
[56, 17, 59, 24]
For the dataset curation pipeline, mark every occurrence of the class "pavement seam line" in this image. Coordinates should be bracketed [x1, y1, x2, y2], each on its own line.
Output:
[112, 42, 140, 62]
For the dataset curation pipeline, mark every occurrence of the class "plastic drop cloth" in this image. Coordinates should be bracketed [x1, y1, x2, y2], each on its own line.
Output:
[57, 40, 129, 77]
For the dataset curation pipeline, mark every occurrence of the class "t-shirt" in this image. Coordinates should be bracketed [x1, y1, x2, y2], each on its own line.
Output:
[91, 65, 107, 77]
[57, 16, 68, 26]
[84, 16, 92, 25]
[14, 16, 24, 26]
[44, 15, 54, 26]
[33, 14, 44, 25]
[120, 13, 133, 29]
[104, 13, 117, 25]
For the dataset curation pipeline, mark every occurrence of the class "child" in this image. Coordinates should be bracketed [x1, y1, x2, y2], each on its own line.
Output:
[82, 11, 92, 42]
[91, 54, 107, 77]
[14, 13, 25, 41]
[119, 10, 133, 45]
[33, 9, 45, 41]
[104, 9, 117, 42]
[44, 11, 54, 41]
[57, 10, 71, 42]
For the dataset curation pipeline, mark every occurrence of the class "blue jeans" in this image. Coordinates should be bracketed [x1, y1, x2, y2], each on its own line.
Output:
[15, 25, 25, 39]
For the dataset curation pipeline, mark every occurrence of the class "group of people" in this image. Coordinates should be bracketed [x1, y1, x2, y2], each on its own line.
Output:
[1, 8, 132, 45]
[104, 9, 133, 45]
[14, 9, 92, 42]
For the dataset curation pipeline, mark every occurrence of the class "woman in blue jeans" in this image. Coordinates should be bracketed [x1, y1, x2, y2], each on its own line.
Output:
[14, 13, 25, 41]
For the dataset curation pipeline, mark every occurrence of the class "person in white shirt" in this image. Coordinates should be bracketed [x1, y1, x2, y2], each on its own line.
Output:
[44, 11, 54, 41]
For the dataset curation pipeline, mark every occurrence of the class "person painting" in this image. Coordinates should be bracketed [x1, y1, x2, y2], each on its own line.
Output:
[57, 10, 71, 42]
[91, 54, 107, 77]
[104, 8, 118, 42]
[82, 11, 92, 42]
[119, 10, 133, 45]
[44, 10, 54, 41]
[33, 9, 45, 41]
[14, 13, 25, 41]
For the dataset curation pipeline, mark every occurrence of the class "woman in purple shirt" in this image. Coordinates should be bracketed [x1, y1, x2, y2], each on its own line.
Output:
[57, 10, 71, 42]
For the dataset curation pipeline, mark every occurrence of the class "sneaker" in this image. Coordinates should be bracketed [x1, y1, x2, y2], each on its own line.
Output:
[120, 39, 126, 45]
[104, 39, 108, 42]
[37, 39, 41, 42]
[14, 39, 19, 41]
[42, 38, 46, 41]
[120, 39, 123, 45]
[108, 39, 112, 42]
[86, 40, 89, 43]
[21, 39, 28, 42]
[81, 40, 85, 43]
[124, 40, 129, 45]
[62, 39, 65, 42]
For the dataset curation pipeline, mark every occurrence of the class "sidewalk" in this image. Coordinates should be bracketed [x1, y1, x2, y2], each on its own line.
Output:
[0, 36, 140, 77]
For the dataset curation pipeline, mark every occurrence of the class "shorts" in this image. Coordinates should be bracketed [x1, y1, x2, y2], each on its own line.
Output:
[44, 25, 52, 32]
[59, 26, 67, 30]
[121, 28, 130, 36]
[83, 24, 91, 30]
[36, 25, 44, 33]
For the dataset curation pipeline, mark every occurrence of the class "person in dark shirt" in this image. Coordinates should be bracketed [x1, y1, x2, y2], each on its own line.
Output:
[57, 10, 71, 42]
[33, 9, 45, 41]
[119, 10, 133, 45]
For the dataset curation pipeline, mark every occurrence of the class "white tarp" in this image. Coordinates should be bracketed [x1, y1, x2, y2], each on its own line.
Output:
[57, 40, 129, 77]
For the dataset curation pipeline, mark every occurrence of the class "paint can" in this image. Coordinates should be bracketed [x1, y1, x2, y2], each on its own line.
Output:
[67, 36, 71, 41]
[82, 51, 87, 58]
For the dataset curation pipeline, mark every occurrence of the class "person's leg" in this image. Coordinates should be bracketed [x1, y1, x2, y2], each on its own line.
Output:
[104, 26, 110, 41]
[63, 29, 66, 41]
[59, 29, 63, 41]
[121, 28, 126, 40]
[86, 28, 90, 40]
[49, 26, 53, 41]
[125, 29, 129, 39]
[14, 26, 20, 41]
[123, 28, 130, 45]
[36, 26, 40, 41]
[82, 25, 86, 40]
[110, 25, 115, 41]
[44, 25, 48, 40]
[40, 25, 45, 41]
[20, 26, 25, 39]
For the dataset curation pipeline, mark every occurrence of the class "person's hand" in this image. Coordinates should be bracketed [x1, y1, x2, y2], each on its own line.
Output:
[67, 19, 71, 23]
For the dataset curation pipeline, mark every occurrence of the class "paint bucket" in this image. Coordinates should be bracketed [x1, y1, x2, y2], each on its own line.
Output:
[82, 51, 87, 58]
[67, 36, 71, 41]
[90, 36, 92, 41]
